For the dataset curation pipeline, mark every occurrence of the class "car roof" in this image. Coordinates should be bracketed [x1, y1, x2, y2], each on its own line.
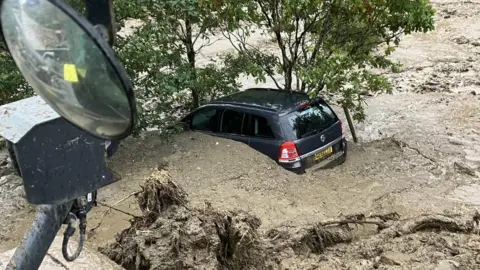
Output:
[208, 88, 310, 113]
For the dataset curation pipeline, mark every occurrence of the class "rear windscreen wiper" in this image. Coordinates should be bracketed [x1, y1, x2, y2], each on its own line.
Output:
[301, 128, 323, 138]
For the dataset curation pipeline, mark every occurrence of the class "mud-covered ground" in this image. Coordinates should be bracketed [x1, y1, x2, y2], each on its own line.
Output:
[1, 0, 480, 269]
[99, 165, 480, 270]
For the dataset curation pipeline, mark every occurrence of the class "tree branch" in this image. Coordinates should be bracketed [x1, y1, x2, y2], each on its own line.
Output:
[194, 36, 221, 54]
[240, 42, 283, 89]
[177, 20, 187, 42]
[222, 27, 284, 90]
[288, 13, 300, 58]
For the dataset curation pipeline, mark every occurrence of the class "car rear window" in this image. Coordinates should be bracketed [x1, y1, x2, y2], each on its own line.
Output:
[285, 101, 338, 139]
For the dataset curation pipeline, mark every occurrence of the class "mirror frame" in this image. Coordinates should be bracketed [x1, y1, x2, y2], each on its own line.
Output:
[0, 0, 138, 140]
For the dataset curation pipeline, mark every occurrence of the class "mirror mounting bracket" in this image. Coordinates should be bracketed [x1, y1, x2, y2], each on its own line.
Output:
[93, 24, 110, 43]
[84, 0, 116, 46]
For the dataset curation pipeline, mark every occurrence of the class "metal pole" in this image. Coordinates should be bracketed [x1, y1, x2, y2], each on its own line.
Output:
[6, 201, 73, 270]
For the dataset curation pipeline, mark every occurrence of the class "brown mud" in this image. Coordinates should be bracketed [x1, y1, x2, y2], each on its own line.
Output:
[100, 170, 265, 270]
[101, 168, 480, 270]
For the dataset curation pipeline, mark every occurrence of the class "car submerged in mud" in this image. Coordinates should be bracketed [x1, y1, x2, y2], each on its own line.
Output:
[179, 88, 347, 173]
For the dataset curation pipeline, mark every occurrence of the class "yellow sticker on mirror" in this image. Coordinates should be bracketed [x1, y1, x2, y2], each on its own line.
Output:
[63, 64, 79, 82]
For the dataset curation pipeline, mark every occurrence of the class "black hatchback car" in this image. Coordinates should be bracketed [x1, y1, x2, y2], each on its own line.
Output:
[180, 88, 347, 173]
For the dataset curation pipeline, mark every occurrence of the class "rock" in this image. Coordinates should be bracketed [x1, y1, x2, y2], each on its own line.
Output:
[471, 90, 477, 95]
[435, 260, 458, 270]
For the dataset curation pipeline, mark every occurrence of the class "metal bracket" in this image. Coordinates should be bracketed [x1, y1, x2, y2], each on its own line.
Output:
[84, 0, 116, 46]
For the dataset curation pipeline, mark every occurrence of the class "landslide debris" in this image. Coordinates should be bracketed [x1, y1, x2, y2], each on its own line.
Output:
[101, 168, 480, 270]
[100, 169, 266, 270]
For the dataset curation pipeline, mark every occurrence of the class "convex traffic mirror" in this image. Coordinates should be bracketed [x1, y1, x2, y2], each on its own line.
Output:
[0, 0, 137, 140]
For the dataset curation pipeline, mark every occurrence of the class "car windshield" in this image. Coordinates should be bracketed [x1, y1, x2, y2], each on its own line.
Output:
[286, 101, 338, 139]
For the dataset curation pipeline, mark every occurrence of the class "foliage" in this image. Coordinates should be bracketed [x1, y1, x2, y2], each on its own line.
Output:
[221, 0, 435, 120]
[1, 0, 436, 132]
[113, 0, 243, 133]
[0, 37, 32, 105]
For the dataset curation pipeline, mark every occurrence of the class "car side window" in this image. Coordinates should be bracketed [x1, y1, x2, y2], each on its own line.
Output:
[243, 113, 275, 139]
[220, 110, 245, 135]
[191, 107, 218, 132]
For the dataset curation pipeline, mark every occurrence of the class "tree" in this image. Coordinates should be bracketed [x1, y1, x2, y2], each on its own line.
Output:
[0, 39, 32, 105]
[111, 0, 244, 132]
[222, 0, 435, 120]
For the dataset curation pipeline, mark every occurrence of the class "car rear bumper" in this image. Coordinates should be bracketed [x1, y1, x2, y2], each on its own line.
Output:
[280, 137, 347, 173]
[304, 149, 344, 173]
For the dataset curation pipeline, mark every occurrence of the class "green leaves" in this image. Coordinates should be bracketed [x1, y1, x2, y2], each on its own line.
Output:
[0, 40, 32, 105]
[113, 0, 246, 133]
[221, 0, 435, 121]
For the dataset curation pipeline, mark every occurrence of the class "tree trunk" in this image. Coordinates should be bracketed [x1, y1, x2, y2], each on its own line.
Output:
[283, 65, 294, 91]
[185, 17, 199, 109]
[342, 105, 358, 143]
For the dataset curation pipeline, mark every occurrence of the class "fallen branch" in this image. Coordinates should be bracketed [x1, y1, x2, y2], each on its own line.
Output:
[395, 214, 480, 235]
[90, 191, 140, 232]
[97, 202, 138, 217]
[268, 212, 480, 255]
[320, 219, 388, 230]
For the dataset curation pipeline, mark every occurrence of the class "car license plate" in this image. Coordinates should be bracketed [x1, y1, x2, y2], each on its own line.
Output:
[315, 146, 333, 160]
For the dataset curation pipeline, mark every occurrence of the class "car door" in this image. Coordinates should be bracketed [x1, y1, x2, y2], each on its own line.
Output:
[217, 108, 250, 145]
[186, 106, 221, 134]
[244, 113, 283, 161]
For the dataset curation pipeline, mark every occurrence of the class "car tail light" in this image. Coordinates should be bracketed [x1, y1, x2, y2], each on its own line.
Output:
[279, 141, 300, 162]
[298, 102, 311, 110]
[339, 119, 344, 136]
